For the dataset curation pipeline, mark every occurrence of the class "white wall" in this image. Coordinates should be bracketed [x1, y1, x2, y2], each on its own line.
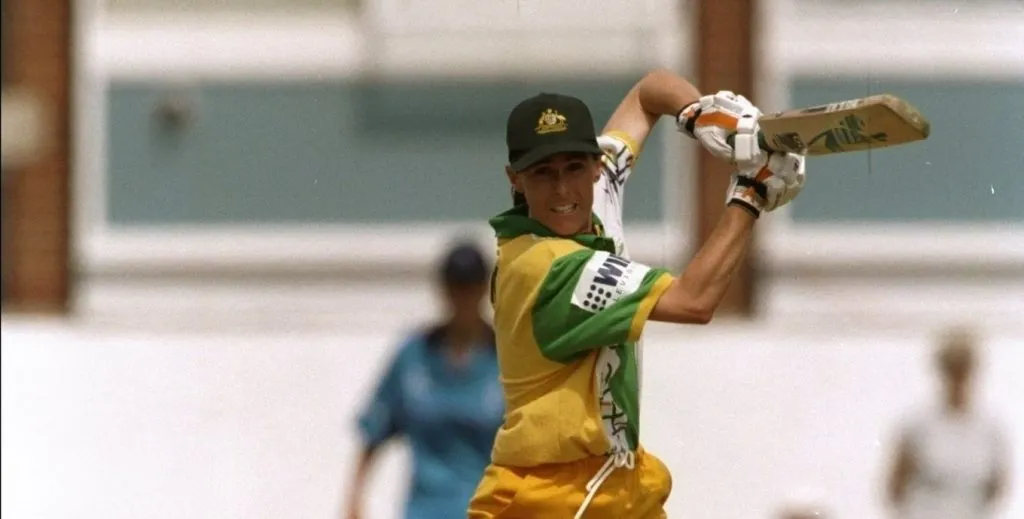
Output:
[3, 299, 1022, 519]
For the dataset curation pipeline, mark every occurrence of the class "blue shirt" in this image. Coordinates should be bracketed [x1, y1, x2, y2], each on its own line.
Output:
[357, 325, 503, 519]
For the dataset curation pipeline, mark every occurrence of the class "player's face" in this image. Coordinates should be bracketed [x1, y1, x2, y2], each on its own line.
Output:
[507, 152, 601, 236]
[443, 282, 487, 327]
[941, 354, 974, 387]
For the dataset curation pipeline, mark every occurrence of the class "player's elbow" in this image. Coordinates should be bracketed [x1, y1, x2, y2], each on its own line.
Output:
[677, 305, 715, 325]
[693, 308, 715, 324]
[684, 304, 715, 325]
[650, 286, 715, 325]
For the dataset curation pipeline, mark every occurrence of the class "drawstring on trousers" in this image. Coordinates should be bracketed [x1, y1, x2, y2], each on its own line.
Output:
[573, 450, 636, 519]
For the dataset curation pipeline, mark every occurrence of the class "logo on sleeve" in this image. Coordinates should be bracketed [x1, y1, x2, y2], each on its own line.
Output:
[571, 251, 650, 313]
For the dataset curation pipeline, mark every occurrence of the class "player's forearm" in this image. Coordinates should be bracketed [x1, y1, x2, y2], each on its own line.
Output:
[635, 68, 702, 118]
[661, 206, 755, 322]
[345, 448, 375, 514]
[887, 446, 913, 508]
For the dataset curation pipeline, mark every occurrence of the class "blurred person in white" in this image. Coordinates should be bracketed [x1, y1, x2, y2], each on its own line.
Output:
[886, 327, 1011, 519]
[342, 241, 503, 519]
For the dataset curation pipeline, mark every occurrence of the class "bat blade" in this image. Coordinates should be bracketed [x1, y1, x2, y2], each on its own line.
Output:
[756, 94, 931, 156]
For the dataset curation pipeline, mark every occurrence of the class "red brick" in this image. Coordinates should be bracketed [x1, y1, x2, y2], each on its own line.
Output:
[695, 0, 758, 317]
[4, 0, 72, 314]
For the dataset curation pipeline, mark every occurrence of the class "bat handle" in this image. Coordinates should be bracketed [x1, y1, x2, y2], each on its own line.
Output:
[726, 131, 774, 154]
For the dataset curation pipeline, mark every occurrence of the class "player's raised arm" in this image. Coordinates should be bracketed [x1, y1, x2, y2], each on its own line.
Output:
[601, 68, 701, 152]
[602, 68, 767, 170]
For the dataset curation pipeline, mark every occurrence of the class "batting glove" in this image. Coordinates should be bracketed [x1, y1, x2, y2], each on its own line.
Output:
[677, 90, 766, 169]
[726, 151, 806, 219]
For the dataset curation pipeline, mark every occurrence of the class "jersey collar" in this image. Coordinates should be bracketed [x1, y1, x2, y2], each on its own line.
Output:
[488, 205, 616, 253]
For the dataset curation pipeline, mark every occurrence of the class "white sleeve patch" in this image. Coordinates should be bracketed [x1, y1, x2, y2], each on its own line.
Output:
[571, 251, 651, 313]
[597, 134, 633, 175]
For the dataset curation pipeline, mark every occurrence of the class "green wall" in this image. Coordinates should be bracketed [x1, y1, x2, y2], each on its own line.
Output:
[105, 77, 1024, 226]
[788, 77, 1024, 222]
[106, 79, 668, 224]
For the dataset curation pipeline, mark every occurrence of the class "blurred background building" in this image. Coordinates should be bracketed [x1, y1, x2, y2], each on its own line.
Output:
[2, 1, 1022, 518]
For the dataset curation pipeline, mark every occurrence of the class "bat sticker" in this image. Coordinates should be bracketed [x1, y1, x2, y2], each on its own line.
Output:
[771, 132, 806, 151]
[806, 115, 888, 153]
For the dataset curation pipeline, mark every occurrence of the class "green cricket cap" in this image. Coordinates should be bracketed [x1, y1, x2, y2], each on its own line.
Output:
[505, 93, 603, 171]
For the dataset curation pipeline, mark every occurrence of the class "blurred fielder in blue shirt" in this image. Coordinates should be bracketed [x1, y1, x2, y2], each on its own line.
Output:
[343, 242, 503, 519]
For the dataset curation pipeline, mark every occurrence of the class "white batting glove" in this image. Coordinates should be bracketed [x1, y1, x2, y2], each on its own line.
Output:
[725, 151, 806, 218]
[677, 90, 766, 169]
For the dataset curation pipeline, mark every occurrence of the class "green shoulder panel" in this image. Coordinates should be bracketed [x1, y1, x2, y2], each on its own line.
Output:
[532, 249, 670, 363]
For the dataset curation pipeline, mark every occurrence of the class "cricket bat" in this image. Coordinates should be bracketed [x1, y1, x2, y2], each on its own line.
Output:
[730, 94, 931, 156]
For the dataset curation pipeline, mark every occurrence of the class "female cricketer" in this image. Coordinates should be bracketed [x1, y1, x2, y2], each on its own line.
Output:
[467, 68, 808, 518]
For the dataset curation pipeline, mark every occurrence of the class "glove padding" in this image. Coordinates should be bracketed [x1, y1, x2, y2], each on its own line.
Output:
[726, 151, 806, 218]
[677, 90, 766, 169]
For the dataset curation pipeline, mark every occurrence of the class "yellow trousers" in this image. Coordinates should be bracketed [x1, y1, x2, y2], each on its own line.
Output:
[467, 449, 672, 519]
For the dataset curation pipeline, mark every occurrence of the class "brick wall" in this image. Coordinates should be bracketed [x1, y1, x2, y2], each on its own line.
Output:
[695, 0, 757, 316]
[3, 0, 71, 313]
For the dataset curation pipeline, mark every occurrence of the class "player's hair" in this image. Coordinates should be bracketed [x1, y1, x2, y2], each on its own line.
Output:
[512, 189, 527, 207]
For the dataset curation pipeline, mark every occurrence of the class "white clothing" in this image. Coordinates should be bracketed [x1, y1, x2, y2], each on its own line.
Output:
[897, 406, 1008, 519]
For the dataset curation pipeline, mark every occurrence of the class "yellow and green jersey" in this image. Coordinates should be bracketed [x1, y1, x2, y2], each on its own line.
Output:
[487, 133, 676, 467]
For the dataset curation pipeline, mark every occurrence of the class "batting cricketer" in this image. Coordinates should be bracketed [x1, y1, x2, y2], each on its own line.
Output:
[467, 68, 808, 518]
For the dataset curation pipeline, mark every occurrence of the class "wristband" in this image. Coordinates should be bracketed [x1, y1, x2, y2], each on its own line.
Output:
[675, 100, 701, 138]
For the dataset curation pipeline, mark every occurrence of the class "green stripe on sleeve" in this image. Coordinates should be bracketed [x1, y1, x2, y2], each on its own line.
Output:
[532, 249, 671, 363]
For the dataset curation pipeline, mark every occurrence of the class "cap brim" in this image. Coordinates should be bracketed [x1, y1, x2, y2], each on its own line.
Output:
[510, 140, 603, 171]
